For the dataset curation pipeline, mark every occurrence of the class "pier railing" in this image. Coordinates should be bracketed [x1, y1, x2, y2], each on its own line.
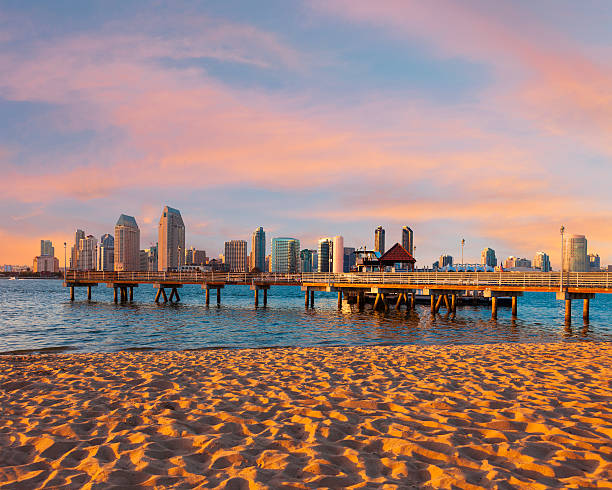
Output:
[65, 271, 611, 290]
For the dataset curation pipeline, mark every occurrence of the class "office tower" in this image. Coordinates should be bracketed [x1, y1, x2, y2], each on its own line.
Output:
[114, 214, 140, 271]
[312, 251, 318, 272]
[76, 235, 97, 271]
[318, 238, 333, 273]
[158, 206, 185, 271]
[186, 247, 206, 266]
[40, 240, 54, 257]
[271, 238, 300, 273]
[533, 252, 551, 272]
[224, 240, 248, 272]
[504, 256, 517, 268]
[300, 249, 314, 273]
[250, 227, 266, 272]
[139, 245, 158, 272]
[70, 229, 85, 269]
[439, 254, 453, 267]
[563, 234, 588, 272]
[332, 236, 344, 273]
[343, 247, 356, 272]
[374, 226, 385, 254]
[588, 253, 601, 271]
[481, 248, 497, 267]
[97, 233, 115, 271]
[265, 255, 271, 272]
[33, 255, 59, 273]
[401, 227, 414, 256]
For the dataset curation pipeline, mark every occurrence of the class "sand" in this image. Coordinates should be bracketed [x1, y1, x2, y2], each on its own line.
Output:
[0, 342, 611, 489]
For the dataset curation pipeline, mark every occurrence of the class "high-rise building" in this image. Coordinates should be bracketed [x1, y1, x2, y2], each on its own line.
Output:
[40, 240, 54, 257]
[312, 251, 318, 272]
[224, 240, 248, 272]
[481, 248, 497, 267]
[504, 256, 531, 269]
[439, 254, 453, 267]
[588, 253, 601, 272]
[533, 252, 551, 272]
[70, 229, 85, 270]
[97, 233, 115, 271]
[139, 245, 158, 272]
[343, 247, 356, 272]
[300, 249, 314, 272]
[76, 235, 97, 271]
[250, 227, 266, 272]
[563, 234, 588, 272]
[185, 247, 206, 266]
[332, 236, 344, 273]
[318, 238, 333, 273]
[374, 226, 385, 254]
[158, 206, 185, 271]
[114, 214, 140, 271]
[271, 238, 300, 273]
[401, 227, 414, 256]
[33, 255, 59, 273]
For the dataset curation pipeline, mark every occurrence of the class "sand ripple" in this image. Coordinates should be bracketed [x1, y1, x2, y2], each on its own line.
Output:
[0, 342, 611, 488]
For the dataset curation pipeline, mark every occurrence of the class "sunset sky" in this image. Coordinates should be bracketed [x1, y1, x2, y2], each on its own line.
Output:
[1, 1, 610, 267]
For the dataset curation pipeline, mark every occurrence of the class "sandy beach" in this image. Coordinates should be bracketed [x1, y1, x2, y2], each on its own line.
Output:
[0, 342, 611, 489]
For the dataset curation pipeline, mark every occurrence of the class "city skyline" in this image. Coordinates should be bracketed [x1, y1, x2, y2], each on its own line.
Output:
[1, 2, 610, 267]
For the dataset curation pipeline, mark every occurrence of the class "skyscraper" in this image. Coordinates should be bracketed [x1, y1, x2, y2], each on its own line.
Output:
[158, 206, 185, 271]
[250, 227, 266, 272]
[375, 226, 385, 254]
[343, 247, 356, 272]
[70, 229, 85, 270]
[563, 234, 588, 272]
[332, 236, 344, 273]
[588, 253, 600, 271]
[533, 252, 551, 272]
[40, 240, 54, 257]
[97, 233, 114, 271]
[401, 227, 413, 256]
[114, 214, 140, 271]
[481, 248, 497, 267]
[271, 238, 300, 273]
[140, 245, 158, 272]
[318, 238, 333, 273]
[300, 249, 314, 272]
[77, 235, 97, 271]
[439, 254, 453, 267]
[185, 247, 206, 266]
[224, 240, 248, 272]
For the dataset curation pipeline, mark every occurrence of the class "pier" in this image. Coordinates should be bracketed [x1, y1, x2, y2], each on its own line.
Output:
[64, 271, 611, 324]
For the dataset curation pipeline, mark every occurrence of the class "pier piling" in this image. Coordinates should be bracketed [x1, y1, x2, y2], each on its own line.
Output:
[337, 291, 342, 309]
[411, 292, 416, 310]
[255, 289, 259, 307]
[129, 287, 133, 302]
[451, 294, 457, 314]
[87, 286, 91, 301]
[263, 288, 267, 307]
[206, 288, 210, 306]
[113, 287, 118, 303]
[70, 286, 74, 301]
[565, 299, 572, 324]
[512, 296, 518, 317]
[310, 290, 314, 308]
[217, 288, 221, 305]
[583, 298, 589, 322]
[491, 297, 498, 319]
[430, 294, 436, 314]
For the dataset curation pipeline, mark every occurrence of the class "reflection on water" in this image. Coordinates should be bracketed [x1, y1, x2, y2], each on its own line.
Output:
[0, 279, 610, 353]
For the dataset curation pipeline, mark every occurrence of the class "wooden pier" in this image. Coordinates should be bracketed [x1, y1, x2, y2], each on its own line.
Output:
[64, 271, 611, 325]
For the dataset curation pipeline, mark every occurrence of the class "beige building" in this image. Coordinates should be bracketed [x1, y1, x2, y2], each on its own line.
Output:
[563, 234, 588, 272]
[114, 214, 140, 271]
[33, 255, 59, 273]
[77, 235, 97, 271]
[224, 240, 248, 272]
[158, 206, 185, 271]
[374, 226, 385, 254]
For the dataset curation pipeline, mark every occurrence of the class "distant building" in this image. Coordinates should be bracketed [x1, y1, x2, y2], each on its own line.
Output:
[318, 238, 333, 273]
[265, 254, 271, 272]
[533, 252, 551, 272]
[504, 256, 531, 269]
[224, 240, 248, 272]
[588, 253, 601, 271]
[332, 236, 344, 273]
[97, 233, 114, 271]
[77, 235, 97, 271]
[158, 206, 185, 271]
[40, 240, 54, 257]
[374, 226, 385, 254]
[312, 251, 318, 272]
[70, 229, 85, 270]
[401, 227, 414, 256]
[343, 247, 356, 272]
[432, 260, 439, 270]
[608, 265, 612, 272]
[140, 245, 158, 272]
[439, 254, 453, 267]
[481, 248, 497, 267]
[114, 214, 140, 271]
[563, 234, 588, 272]
[271, 238, 300, 273]
[33, 255, 59, 273]
[186, 247, 206, 266]
[300, 249, 314, 273]
[250, 227, 266, 272]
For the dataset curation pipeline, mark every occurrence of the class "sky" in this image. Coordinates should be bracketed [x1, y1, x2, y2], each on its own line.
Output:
[1, 0, 611, 268]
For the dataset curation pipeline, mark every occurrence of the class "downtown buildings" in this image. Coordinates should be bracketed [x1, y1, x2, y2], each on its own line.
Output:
[564, 234, 588, 272]
[114, 214, 140, 271]
[33, 239, 59, 273]
[97, 233, 114, 271]
[250, 227, 266, 272]
[481, 248, 497, 267]
[401, 226, 414, 256]
[158, 206, 185, 271]
[533, 252, 551, 272]
[271, 238, 300, 273]
[374, 226, 385, 254]
[224, 240, 248, 272]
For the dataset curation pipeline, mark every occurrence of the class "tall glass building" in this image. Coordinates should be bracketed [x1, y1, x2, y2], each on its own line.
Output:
[401, 226, 413, 256]
[225, 240, 248, 272]
[271, 238, 300, 273]
[481, 247, 497, 267]
[318, 238, 333, 273]
[375, 226, 385, 254]
[158, 206, 185, 271]
[114, 214, 140, 271]
[563, 234, 588, 272]
[300, 249, 314, 272]
[250, 227, 266, 272]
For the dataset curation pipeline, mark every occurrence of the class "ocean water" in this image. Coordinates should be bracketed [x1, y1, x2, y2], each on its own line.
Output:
[0, 279, 610, 354]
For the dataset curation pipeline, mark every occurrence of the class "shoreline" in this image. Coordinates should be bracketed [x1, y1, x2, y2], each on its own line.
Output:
[1, 342, 611, 488]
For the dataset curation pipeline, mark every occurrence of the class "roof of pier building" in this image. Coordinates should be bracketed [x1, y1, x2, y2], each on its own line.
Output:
[378, 243, 416, 265]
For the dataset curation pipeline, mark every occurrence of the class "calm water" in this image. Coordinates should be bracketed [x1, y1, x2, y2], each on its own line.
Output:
[0, 279, 610, 354]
